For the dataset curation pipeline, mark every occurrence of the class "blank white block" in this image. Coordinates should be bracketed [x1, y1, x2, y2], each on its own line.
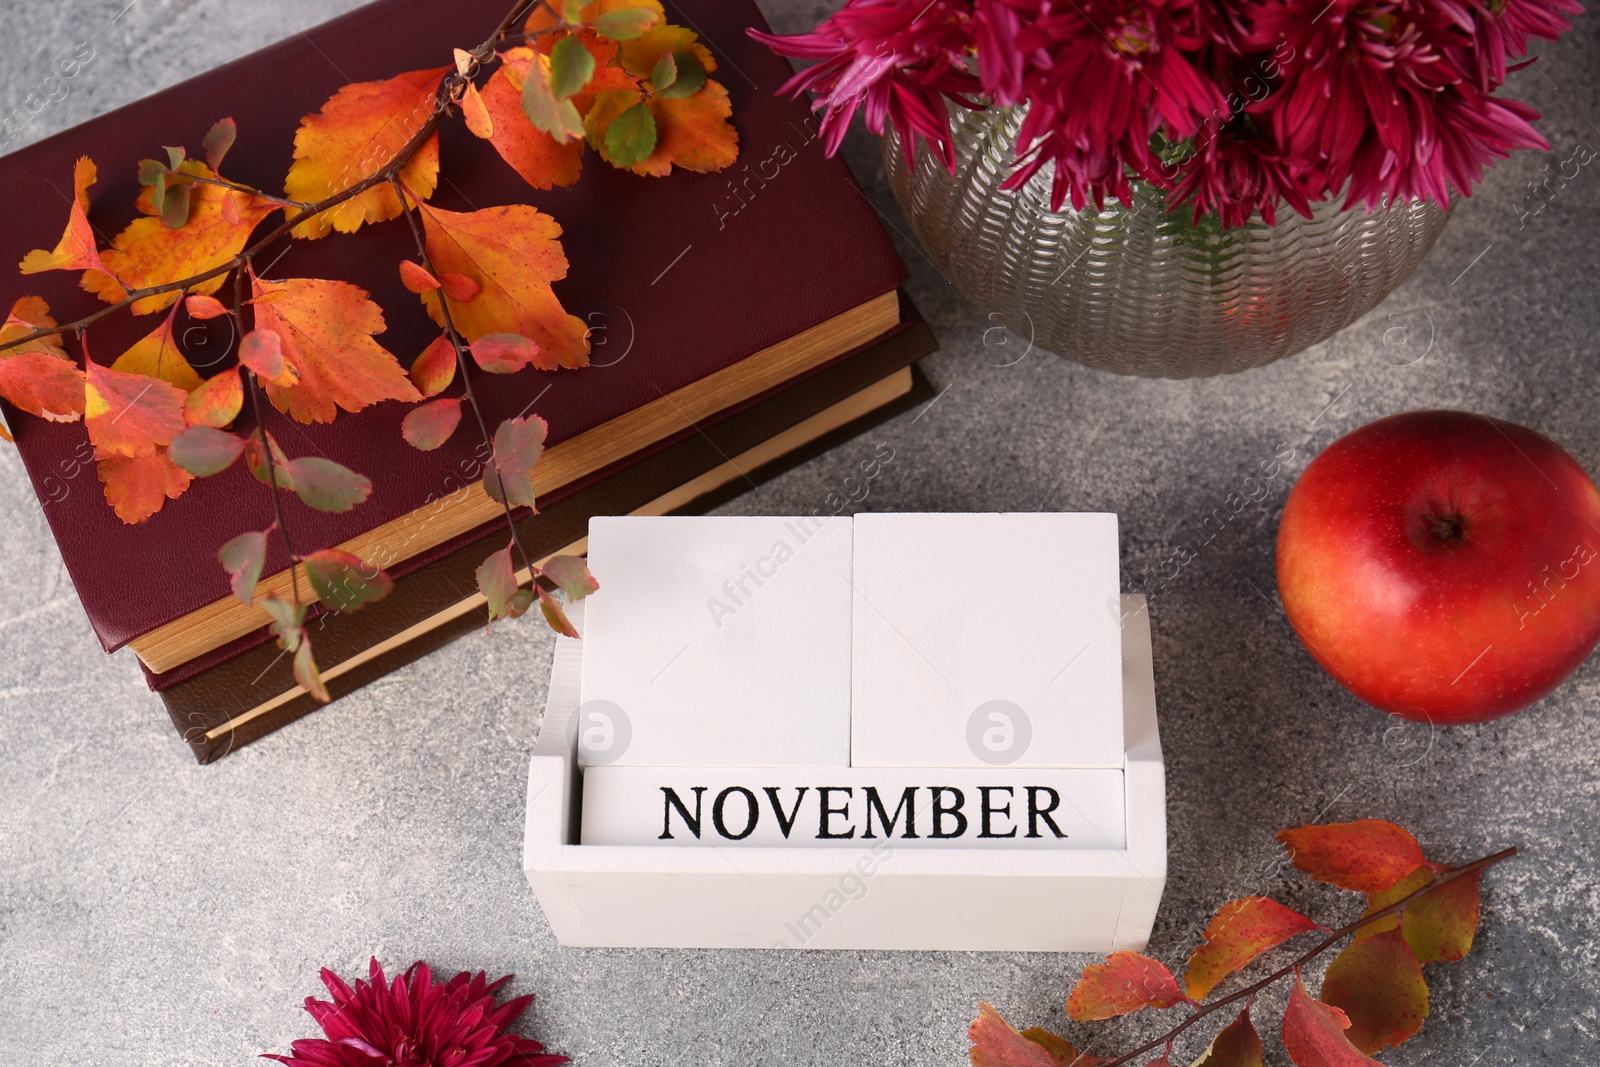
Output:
[851, 513, 1124, 768]
[580, 765, 1127, 849]
[580, 515, 853, 767]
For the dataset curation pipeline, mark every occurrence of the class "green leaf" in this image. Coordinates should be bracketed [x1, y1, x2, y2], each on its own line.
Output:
[539, 587, 580, 637]
[656, 50, 705, 99]
[136, 159, 169, 187]
[593, 6, 659, 39]
[202, 118, 237, 171]
[540, 554, 598, 601]
[261, 595, 305, 652]
[160, 181, 192, 230]
[217, 529, 269, 605]
[163, 145, 185, 170]
[169, 425, 245, 476]
[549, 35, 596, 100]
[302, 548, 393, 613]
[483, 413, 548, 511]
[604, 101, 657, 168]
[521, 57, 585, 143]
[650, 51, 677, 93]
[284, 456, 372, 513]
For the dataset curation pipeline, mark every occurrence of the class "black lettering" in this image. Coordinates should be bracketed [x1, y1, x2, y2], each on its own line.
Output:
[659, 786, 707, 840]
[1027, 786, 1068, 839]
[817, 786, 856, 839]
[862, 786, 919, 839]
[979, 786, 1018, 838]
[712, 786, 759, 840]
[930, 787, 968, 838]
[763, 786, 809, 839]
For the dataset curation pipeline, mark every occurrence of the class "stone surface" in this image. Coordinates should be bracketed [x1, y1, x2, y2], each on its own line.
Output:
[1, 1, 1597, 1064]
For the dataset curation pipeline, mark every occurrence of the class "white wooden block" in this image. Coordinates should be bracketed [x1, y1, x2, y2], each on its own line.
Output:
[850, 513, 1124, 768]
[580, 515, 853, 768]
[523, 595, 1166, 951]
[580, 766, 1126, 849]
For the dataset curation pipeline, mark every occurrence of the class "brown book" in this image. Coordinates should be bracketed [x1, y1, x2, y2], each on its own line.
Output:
[160, 312, 938, 762]
[0, 0, 908, 676]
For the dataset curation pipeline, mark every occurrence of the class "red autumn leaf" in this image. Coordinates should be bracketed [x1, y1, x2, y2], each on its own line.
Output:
[95, 450, 192, 523]
[402, 396, 463, 451]
[1192, 1008, 1263, 1067]
[250, 273, 421, 423]
[284, 456, 373, 513]
[476, 543, 530, 626]
[439, 272, 480, 303]
[1320, 929, 1429, 1053]
[410, 333, 458, 397]
[1402, 869, 1480, 964]
[185, 294, 229, 320]
[1186, 897, 1323, 1000]
[19, 157, 111, 279]
[969, 1002, 1105, 1067]
[483, 413, 548, 511]
[539, 586, 580, 637]
[411, 195, 589, 367]
[0, 351, 85, 423]
[1281, 974, 1383, 1067]
[1066, 952, 1185, 1023]
[169, 425, 246, 476]
[470, 333, 542, 373]
[81, 160, 279, 315]
[478, 55, 584, 191]
[461, 80, 494, 138]
[110, 307, 202, 391]
[184, 367, 244, 428]
[540, 554, 598, 601]
[283, 67, 449, 239]
[1278, 821, 1428, 893]
[84, 356, 188, 459]
[237, 327, 298, 388]
[302, 548, 393, 612]
[0, 296, 68, 359]
[398, 259, 440, 294]
[217, 528, 270, 604]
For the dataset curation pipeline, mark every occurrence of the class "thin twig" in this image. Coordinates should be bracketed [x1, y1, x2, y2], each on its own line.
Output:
[390, 176, 540, 587]
[1099, 847, 1520, 1067]
[175, 171, 313, 211]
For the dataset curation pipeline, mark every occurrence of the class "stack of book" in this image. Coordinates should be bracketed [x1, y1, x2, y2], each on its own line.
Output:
[0, 0, 936, 762]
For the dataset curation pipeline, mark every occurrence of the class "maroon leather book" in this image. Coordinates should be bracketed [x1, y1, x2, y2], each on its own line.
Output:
[0, 0, 904, 655]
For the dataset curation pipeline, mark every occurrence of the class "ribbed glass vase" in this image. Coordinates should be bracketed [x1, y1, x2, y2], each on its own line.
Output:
[883, 107, 1454, 377]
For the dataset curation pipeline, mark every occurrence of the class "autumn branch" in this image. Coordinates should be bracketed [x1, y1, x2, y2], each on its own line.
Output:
[1097, 846, 1520, 1067]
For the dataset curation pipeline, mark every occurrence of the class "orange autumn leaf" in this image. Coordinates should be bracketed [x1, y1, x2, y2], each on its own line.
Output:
[1066, 951, 1185, 1022]
[398, 259, 440, 293]
[524, 0, 664, 33]
[250, 273, 421, 423]
[482, 50, 585, 190]
[84, 357, 188, 458]
[283, 66, 449, 239]
[1278, 821, 1428, 894]
[1281, 975, 1384, 1067]
[81, 161, 279, 314]
[96, 449, 192, 523]
[19, 157, 112, 279]
[968, 1003, 1104, 1067]
[412, 197, 588, 366]
[613, 23, 714, 81]
[1, 296, 69, 358]
[1319, 929, 1429, 1054]
[461, 80, 494, 138]
[185, 294, 229, 320]
[585, 80, 737, 177]
[410, 333, 457, 397]
[184, 367, 243, 428]
[1186, 897, 1323, 1000]
[0, 351, 85, 423]
[110, 307, 203, 391]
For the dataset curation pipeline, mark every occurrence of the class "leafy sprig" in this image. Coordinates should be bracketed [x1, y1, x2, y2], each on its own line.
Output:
[971, 820, 1518, 1067]
[0, 0, 738, 696]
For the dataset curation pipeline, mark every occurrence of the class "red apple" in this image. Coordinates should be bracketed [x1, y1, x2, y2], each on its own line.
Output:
[1276, 410, 1600, 724]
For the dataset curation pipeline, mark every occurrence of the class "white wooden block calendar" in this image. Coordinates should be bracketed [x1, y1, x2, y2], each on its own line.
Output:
[523, 514, 1166, 951]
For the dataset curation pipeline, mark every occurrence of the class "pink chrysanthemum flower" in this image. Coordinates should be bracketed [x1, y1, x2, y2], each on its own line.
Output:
[747, 0, 981, 168]
[263, 959, 566, 1067]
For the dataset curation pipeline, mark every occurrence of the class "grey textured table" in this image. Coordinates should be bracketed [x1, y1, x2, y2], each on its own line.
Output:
[1, 2, 1596, 1064]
